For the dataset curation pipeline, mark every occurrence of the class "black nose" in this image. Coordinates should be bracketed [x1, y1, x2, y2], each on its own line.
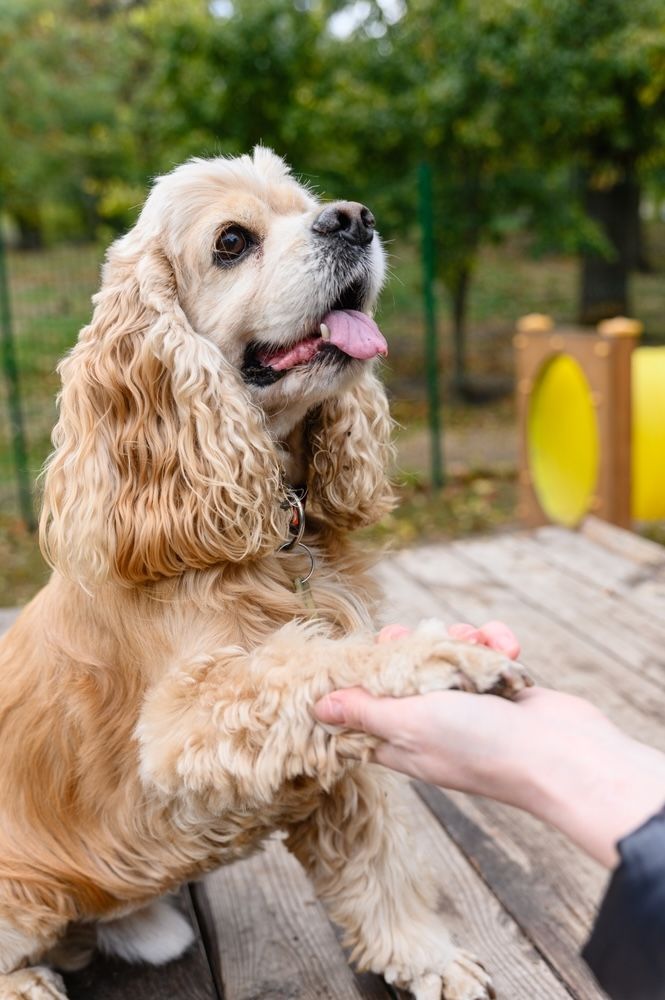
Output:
[312, 201, 375, 246]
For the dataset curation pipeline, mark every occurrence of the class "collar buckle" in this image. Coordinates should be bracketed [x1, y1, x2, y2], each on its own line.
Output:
[279, 487, 307, 552]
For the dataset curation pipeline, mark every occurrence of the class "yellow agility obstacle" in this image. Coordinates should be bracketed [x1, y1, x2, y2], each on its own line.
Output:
[516, 314, 665, 529]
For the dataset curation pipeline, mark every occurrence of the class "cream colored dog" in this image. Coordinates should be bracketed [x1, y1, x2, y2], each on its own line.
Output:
[0, 148, 528, 1000]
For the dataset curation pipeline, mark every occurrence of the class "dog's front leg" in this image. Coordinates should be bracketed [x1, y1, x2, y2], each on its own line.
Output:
[285, 767, 495, 1000]
[137, 619, 528, 812]
[137, 622, 385, 809]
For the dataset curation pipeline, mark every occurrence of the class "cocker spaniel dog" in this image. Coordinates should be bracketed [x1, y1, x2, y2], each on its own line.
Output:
[0, 148, 528, 1000]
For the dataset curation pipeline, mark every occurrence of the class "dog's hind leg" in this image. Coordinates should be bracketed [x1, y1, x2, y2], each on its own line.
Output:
[284, 767, 495, 1000]
[96, 898, 195, 966]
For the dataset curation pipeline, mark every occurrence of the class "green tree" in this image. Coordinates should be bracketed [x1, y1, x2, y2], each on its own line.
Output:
[316, 0, 579, 394]
[0, 0, 138, 244]
[122, 0, 342, 186]
[525, 0, 665, 322]
[318, 0, 665, 390]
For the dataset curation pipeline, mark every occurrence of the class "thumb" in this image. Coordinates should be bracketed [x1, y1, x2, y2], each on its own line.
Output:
[314, 687, 402, 740]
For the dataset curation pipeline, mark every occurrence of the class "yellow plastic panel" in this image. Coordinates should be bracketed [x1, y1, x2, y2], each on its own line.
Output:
[632, 346, 665, 521]
[528, 354, 600, 526]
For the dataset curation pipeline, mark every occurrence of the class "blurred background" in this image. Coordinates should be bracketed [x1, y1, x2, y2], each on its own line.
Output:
[1, 0, 665, 604]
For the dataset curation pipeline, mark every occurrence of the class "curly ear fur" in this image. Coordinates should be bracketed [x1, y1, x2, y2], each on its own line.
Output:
[40, 241, 287, 586]
[307, 369, 396, 530]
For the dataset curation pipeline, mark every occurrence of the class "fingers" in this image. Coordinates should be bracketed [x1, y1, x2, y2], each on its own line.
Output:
[449, 620, 521, 659]
[376, 621, 520, 659]
[314, 687, 406, 740]
[478, 620, 521, 658]
[376, 624, 411, 643]
[447, 622, 480, 643]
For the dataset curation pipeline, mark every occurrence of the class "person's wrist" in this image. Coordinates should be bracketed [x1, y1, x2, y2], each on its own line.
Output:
[481, 733, 556, 816]
[522, 728, 665, 867]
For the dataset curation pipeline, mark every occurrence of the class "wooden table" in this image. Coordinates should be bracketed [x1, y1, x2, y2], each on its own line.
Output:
[6, 518, 665, 999]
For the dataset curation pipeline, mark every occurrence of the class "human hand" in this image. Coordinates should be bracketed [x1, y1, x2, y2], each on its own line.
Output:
[316, 618, 524, 791]
[315, 652, 665, 867]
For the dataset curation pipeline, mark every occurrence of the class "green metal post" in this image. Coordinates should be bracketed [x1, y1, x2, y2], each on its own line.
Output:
[0, 221, 36, 530]
[418, 161, 444, 488]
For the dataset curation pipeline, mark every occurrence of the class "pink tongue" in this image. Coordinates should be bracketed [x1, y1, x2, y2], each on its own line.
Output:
[323, 310, 388, 360]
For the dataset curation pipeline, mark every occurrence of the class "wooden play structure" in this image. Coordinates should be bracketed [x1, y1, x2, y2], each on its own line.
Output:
[515, 313, 665, 529]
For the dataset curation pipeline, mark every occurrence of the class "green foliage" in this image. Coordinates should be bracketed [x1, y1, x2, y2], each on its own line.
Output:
[0, 0, 137, 240]
[1, 0, 665, 321]
[323, 0, 665, 279]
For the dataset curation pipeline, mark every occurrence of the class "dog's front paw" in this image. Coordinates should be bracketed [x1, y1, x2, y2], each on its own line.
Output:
[0, 967, 67, 1000]
[410, 621, 532, 700]
[446, 642, 531, 699]
[395, 950, 495, 1000]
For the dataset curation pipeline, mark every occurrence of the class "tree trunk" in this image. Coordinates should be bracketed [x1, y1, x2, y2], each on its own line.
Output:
[15, 214, 44, 251]
[578, 172, 641, 324]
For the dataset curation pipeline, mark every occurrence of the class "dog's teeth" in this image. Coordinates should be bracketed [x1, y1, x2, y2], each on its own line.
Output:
[320, 323, 331, 341]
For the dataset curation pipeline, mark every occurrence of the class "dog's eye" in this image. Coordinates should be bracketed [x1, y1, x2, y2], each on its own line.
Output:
[214, 225, 254, 265]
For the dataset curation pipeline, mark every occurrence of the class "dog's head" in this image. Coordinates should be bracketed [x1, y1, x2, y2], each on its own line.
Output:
[144, 148, 388, 434]
[41, 149, 395, 586]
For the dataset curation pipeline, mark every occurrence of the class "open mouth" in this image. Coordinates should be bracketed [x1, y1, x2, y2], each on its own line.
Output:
[242, 280, 388, 387]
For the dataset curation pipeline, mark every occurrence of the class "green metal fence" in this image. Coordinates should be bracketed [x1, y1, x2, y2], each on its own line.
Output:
[0, 237, 102, 526]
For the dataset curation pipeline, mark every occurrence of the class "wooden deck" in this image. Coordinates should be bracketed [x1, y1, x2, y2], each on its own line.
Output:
[5, 517, 665, 999]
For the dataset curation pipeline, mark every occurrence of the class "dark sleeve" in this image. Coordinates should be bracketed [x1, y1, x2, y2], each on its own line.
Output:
[582, 806, 665, 999]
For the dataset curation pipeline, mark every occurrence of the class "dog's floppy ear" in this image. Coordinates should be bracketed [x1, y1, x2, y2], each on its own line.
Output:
[40, 237, 287, 586]
[306, 369, 396, 530]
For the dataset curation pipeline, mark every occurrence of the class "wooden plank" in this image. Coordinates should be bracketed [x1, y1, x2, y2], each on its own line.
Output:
[416, 785, 600, 1000]
[529, 525, 665, 619]
[581, 516, 665, 567]
[193, 835, 391, 1000]
[445, 532, 665, 696]
[195, 795, 574, 1000]
[515, 323, 636, 529]
[64, 889, 217, 1000]
[396, 785, 574, 998]
[376, 552, 665, 745]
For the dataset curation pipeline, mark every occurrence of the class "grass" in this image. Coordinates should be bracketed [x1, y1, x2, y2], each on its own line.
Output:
[1, 227, 664, 605]
[362, 470, 517, 550]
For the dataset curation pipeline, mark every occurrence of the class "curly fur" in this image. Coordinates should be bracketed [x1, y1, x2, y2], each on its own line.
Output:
[41, 247, 290, 584]
[0, 148, 525, 1000]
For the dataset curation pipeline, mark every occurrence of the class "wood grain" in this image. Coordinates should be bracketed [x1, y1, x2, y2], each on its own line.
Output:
[581, 516, 665, 567]
[394, 785, 574, 999]
[377, 551, 610, 995]
[455, 531, 665, 695]
[533, 523, 665, 618]
[415, 784, 602, 1000]
[5, 520, 658, 1000]
[515, 324, 635, 529]
[193, 836, 392, 1000]
[380, 540, 665, 737]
